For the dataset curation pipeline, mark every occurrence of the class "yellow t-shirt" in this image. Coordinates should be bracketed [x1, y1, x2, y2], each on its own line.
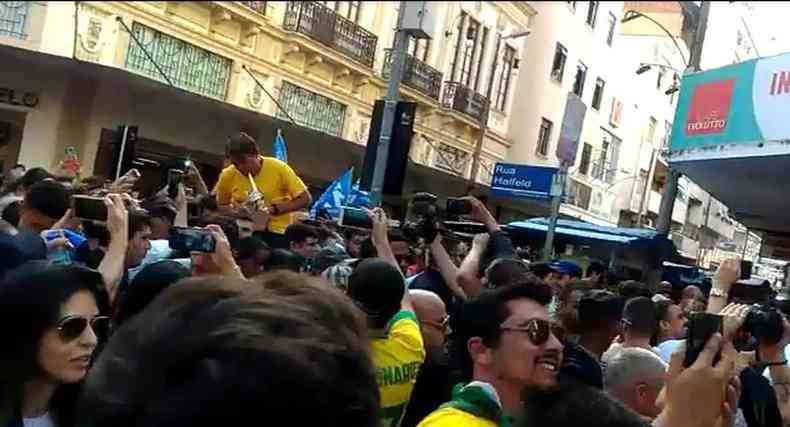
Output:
[371, 310, 426, 427]
[417, 407, 498, 427]
[214, 156, 308, 234]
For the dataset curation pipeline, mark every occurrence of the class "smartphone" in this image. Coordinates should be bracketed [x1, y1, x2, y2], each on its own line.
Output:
[168, 227, 216, 253]
[338, 206, 372, 229]
[72, 195, 108, 222]
[446, 197, 473, 216]
[684, 312, 723, 367]
[168, 169, 184, 199]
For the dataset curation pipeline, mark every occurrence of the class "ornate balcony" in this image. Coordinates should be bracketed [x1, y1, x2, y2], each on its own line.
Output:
[239, 1, 267, 16]
[382, 49, 442, 101]
[283, 1, 377, 68]
[441, 82, 489, 124]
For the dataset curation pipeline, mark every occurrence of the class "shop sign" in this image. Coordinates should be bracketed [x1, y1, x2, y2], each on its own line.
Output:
[0, 87, 39, 108]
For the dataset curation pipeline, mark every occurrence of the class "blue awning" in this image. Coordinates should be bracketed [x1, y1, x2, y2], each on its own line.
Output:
[507, 220, 635, 244]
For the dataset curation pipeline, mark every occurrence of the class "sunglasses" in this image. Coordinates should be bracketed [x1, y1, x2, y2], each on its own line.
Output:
[421, 315, 451, 333]
[500, 318, 553, 346]
[57, 315, 111, 341]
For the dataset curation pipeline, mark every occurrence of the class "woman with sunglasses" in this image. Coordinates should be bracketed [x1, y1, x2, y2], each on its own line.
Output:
[0, 261, 110, 427]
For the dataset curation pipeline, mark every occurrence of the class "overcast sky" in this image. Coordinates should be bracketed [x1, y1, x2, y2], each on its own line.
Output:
[744, 2, 790, 57]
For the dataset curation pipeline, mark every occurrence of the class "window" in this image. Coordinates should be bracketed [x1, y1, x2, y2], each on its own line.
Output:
[459, 18, 481, 87]
[606, 12, 616, 46]
[592, 78, 605, 110]
[586, 1, 599, 28]
[125, 23, 232, 100]
[321, 1, 360, 22]
[278, 81, 347, 137]
[408, 36, 430, 62]
[537, 118, 553, 156]
[494, 45, 517, 111]
[0, 1, 29, 39]
[568, 179, 592, 210]
[579, 143, 592, 175]
[573, 61, 587, 97]
[646, 117, 657, 144]
[474, 26, 489, 90]
[448, 12, 467, 81]
[551, 43, 568, 82]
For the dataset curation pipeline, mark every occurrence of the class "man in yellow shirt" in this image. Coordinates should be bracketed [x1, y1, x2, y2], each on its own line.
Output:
[214, 132, 311, 248]
[347, 209, 426, 427]
[418, 282, 563, 427]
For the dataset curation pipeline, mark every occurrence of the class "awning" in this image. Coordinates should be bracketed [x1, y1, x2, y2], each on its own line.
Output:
[507, 220, 636, 244]
[504, 218, 677, 250]
[668, 50, 790, 259]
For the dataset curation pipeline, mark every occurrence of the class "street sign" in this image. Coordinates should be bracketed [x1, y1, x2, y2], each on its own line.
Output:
[556, 92, 587, 164]
[491, 162, 558, 200]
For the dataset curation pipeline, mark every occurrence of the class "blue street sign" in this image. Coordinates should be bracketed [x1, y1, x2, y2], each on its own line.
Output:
[490, 162, 558, 200]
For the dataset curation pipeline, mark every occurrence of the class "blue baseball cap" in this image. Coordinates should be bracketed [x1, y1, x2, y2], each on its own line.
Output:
[550, 260, 582, 277]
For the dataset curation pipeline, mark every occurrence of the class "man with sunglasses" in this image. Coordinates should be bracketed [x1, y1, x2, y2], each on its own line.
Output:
[402, 290, 453, 427]
[418, 283, 560, 427]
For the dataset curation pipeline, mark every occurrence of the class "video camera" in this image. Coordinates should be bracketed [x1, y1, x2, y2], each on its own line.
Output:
[401, 192, 486, 243]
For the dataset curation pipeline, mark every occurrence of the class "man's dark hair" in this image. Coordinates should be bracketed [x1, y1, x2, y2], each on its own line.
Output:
[520, 379, 649, 427]
[358, 231, 409, 259]
[621, 297, 657, 336]
[115, 261, 190, 326]
[285, 223, 318, 246]
[618, 280, 653, 300]
[128, 209, 152, 238]
[587, 260, 607, 277]
[267, 248, 302, 272]
[78, 273, 379, 427]
[577, 290, 625, 334]
[140, 195, 177, 224]
[24, 180, 70, 221]
[19, 167, 52, 190]
[2, 200, 20, 227]
[225, 132, 259, 159]
[528, 261, 554, 281]
[347, 258, 404, 329]
[196, 215, 240, 250]
[236, 236, 269, 261]
[451, 283, 553, 380]
[655, 299, 672, 323]
[484, 258, 532, 289]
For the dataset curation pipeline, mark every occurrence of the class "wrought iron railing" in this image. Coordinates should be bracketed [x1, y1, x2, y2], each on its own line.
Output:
[239, 1, 267, 16]
[441, 82, 490, 124]
[277, 81, 346, 137]
[125, 23, 232, 100]
[382, 49, 442, 100]
[591, 160, 616, 184]
[0, 1, 29, 39]
[283, 1, 377, 67]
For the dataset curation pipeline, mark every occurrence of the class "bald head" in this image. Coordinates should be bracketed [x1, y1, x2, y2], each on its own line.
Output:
[682, 285, 702, 300]
[410, 290, 447, 351]
[603, 347, 667, 418]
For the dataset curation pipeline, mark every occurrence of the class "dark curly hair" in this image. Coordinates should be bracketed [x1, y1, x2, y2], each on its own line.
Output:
[78, 272, 379, 427]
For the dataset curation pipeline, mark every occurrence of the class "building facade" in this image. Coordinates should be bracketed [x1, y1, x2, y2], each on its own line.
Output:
[0, 1, 534, 203]
[507, 1, 626, 226]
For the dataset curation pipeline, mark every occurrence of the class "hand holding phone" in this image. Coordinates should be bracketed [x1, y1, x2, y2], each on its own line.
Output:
[168, 226, 216, 253]
[684, 312, 723, 367]
[72, 195, 109, 223]
[338, 206, 373, 229]
[446, 197, 474, 216]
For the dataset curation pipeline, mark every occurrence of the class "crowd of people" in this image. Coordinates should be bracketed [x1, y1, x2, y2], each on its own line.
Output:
[1, 132, 790, 427]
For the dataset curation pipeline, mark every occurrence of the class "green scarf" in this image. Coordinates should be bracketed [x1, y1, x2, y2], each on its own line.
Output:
[439, 382, 512, 427]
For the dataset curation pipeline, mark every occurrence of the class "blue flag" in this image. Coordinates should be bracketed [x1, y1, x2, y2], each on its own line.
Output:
[310, 168, 353, 218]
[347, 181, 373, 208]
[273, 130, 288, 163]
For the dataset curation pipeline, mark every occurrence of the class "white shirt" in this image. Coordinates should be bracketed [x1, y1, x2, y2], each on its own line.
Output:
[23, 412, 54, 427]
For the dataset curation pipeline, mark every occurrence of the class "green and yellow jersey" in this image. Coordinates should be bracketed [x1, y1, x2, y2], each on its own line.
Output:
[371, 310, 426, 427]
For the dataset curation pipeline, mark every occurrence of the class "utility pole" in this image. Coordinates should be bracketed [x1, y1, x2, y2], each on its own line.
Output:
[370, 1, 408, 205]
[543, 163, 567, 261]
[656, 0, 710, 234]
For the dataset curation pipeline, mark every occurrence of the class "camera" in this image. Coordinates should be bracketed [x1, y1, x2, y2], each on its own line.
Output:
[743, 305, 785, 344]
[401, 192, 439, 243]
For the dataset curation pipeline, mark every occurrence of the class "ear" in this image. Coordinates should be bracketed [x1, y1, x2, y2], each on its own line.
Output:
[659, 319, 670, 332]
[635, 382, 649, 401]
[467, 337, 494, 367]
